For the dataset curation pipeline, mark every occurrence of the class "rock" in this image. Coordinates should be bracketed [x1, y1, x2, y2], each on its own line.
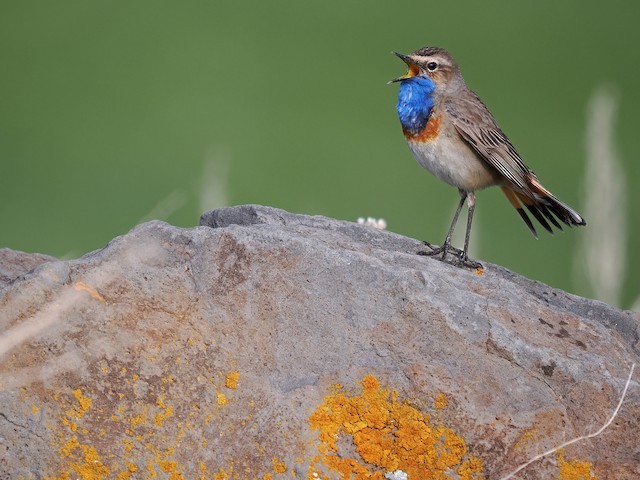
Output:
[0, 248, 56, 290]
[0, 204, 638, 479]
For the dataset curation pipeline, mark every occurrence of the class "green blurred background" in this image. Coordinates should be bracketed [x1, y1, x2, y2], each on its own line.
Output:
[1, 1, 638, 308]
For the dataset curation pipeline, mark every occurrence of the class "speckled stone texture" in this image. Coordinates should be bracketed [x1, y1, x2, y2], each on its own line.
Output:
[0, 204, 638, 479]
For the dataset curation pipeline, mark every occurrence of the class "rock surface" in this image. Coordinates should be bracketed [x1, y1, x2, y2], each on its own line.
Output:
[0, 248, 57, 288]
[0, 204, 638, 479]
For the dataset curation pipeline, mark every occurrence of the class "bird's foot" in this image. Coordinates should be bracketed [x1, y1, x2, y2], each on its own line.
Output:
[418, 241, 484, 273]
[418, 241, 462, 258]
[451, 254, 484, 272]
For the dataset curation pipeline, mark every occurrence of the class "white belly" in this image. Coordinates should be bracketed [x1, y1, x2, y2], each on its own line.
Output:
[407, 133, 500, 192]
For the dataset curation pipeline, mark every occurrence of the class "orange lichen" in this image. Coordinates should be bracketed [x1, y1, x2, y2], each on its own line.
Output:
[116, 462, 138, 480]
[37, 369, 605, 479]
[154, 395, 174, 426]
[272, 457, 287, 473]
[70, 446, 110, 479]
[557, 450, 597, 479]
[512, 426, 540, 452]
[47, 389, 112, 480]
[434, 393, 448, 409]
[147, 458, 158, 478]
[49, 434, 110, 480]
[225, 371, 240, 389]
[70, 389, 92, 418]
[158, 460, 184, 480]
[308, 374, 484, 479]
[213, 467, 232, 479]
[46, 376, 197, 479]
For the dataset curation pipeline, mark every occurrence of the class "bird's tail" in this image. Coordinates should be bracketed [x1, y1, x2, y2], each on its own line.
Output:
[501, 178, 586, 238]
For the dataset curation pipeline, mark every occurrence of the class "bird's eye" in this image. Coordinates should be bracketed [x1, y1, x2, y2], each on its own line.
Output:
[426, 62, 438, 71]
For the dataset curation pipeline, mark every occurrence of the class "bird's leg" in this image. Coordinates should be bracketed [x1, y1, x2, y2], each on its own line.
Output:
[462, 192, 475, 257]
[420, 190, 467, 258]
[419, 190, 483, 270]
[452, 192, 483, 270]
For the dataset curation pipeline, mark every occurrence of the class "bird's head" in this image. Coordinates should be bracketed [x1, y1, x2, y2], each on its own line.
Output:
[389, 47, 461, 91]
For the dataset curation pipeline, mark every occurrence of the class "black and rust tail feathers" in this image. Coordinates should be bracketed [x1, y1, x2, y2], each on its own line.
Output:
[502, 184, 586, 238]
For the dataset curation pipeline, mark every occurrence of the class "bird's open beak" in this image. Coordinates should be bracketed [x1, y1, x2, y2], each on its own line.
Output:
[388, 51, 420, 84]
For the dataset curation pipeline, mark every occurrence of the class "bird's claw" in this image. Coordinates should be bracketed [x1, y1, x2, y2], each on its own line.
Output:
[418, 241, 483, 272]
[421, 240, 464, 257]
[451, 255, 483, 271]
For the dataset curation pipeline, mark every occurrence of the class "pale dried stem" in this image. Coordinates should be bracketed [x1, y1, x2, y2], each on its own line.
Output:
[499, 363, 636, 480]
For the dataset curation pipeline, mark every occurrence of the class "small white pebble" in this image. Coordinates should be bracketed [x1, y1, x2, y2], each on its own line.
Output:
[385, 470, 408, 480]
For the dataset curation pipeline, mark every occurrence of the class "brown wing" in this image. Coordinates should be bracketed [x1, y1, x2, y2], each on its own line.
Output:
[445, 91, 533, 194]
[446, 92, 586, 236]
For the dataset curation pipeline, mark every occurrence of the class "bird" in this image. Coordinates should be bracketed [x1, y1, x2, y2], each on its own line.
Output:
[389, 46, 586, 270]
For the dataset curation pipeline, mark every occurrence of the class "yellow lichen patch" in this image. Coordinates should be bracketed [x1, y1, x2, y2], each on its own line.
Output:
[70, 446, 110, 479]
[146, 458, 158, 478]
[217, 392, 228, 405]
[32, 403, 40, 415]
[158, 460, 184, 479]
[308, 375, 484, 479]
[434, 393, 448, 409]
[213, 467, 233, 479]
[49, 434, 111, 480]
[154, 396, 174, 426]
[128, 411, 147, 431]
[46, 378, 195, 479]
[272, 457, 287, 473]
[225, 371, 240, 389]
[512, 425, 540, 452]
[116, 461, 138, 480]
[58, 390, 93, 439]
[47, 389, 113, 480]
[69, 389, 92, 418]
[557, 450, 597, 479]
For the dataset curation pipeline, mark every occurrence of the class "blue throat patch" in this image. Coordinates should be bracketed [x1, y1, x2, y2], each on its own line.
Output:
[396, 75, 436, 134]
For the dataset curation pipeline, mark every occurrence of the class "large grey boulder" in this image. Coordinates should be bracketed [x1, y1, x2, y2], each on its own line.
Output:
[0, 205, 638, 479]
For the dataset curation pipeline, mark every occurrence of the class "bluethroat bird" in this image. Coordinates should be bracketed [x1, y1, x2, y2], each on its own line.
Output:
[390, 46, 586, 270]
